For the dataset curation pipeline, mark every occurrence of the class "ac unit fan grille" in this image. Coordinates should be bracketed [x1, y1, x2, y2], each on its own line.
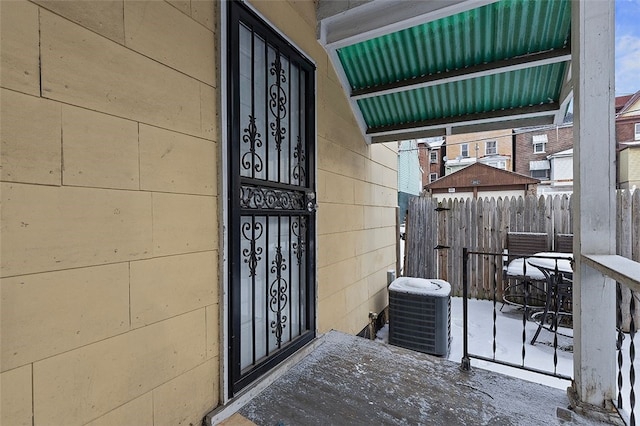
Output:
[388, 289, 451, 357]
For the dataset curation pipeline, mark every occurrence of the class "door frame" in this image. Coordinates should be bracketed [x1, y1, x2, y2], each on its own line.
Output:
[219, 0, 318, 403]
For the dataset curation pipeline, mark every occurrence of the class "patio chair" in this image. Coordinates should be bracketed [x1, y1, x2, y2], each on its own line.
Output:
[502, 232, 551, 311]
[554, 233, 573, 253]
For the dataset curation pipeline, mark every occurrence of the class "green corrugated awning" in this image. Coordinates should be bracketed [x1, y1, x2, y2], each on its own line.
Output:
[318, 0, 572, 143]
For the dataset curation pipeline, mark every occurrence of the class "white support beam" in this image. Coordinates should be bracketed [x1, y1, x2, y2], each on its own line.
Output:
[367, 104, 558, 139]
[582, 255, 640, 293]
[326, 47, 373, 144]
[554, 63, 573, 125]
[370, 115, 556, 143]
[572, 0, 617, 413]
[318, 0, 498, 49]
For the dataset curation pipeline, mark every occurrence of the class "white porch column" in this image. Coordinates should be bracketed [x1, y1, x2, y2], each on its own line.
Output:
[572, 0, 617, 409]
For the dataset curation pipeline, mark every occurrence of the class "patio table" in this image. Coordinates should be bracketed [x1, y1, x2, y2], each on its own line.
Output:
[502, 256, 548, 311]
[527, 252, 574, 345]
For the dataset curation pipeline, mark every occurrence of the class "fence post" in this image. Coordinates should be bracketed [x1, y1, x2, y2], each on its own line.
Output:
[461, 247, 470, 371]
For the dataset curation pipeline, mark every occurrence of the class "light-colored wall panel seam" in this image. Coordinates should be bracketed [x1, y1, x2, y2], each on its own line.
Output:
[0, 256, 186, 280]
[3, 91, 209, 143]
[163, 0, 217, 33]
[164, 1, 190, 18]
[128, 261, 132, 329]
[137, 122, 141, 191]
[150, 192, 155, 261]
[144, 190, 218, 198]
[40, 96, 216, 145]
[318, 227, 396, 237]
[317, 169, 397, 189]
[20, 308, 209, 372]
[60, 97, 64, 186]
[31, 363, 35, 426]
[38, 7, 42, 97]
[0, 179, 60, 188]
[141, 122, 217, 144]
[204, 302, 210, 363]
[129, 304, 212, 330]
[319, 138, 398, 171]
[37, 5, 216, 90]
[79, 356, 215, 425]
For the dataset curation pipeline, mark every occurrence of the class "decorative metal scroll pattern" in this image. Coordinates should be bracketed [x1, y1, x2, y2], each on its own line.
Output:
[291, 217, 306, 266]
[269, 246, 288, 345]
[292, 136, 306, 184]
[617, 284, 624, 410]
[242, 116, 263, 174]
[631, 294, 637, 425]
[269, 54, 287, 152]
[241, 220, 263, 277]
[240, 185, 304, 210]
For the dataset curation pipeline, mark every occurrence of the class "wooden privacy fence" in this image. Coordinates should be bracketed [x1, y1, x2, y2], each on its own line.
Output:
[404, 190, 640, 303]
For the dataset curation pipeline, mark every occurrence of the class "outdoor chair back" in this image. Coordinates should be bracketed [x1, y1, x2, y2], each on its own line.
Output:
[554, 233, 574, 253]
[506, 232, 550, 258]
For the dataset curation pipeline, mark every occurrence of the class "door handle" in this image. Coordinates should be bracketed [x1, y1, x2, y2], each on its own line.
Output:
[306, 191, 317, 212]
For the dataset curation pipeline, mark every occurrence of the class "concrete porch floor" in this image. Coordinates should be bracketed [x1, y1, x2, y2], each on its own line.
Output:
[217, 330, 616, 426]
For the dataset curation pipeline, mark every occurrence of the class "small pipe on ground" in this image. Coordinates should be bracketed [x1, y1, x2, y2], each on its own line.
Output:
[368, 312, 378, 341]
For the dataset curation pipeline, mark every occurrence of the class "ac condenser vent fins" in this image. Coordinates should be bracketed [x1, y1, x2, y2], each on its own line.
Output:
[388, 277, 451, 357]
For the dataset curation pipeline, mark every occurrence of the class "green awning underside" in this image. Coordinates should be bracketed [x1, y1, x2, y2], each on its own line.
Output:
[356, 63, 566, 128]
[319, 0, 572, 143]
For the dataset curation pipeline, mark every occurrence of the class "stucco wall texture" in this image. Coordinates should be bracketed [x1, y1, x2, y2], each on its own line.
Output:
[0, 0, 397, 425]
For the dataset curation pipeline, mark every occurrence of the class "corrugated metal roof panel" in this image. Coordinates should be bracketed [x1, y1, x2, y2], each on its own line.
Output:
[337, 0, 571, 91]
[358, 62, 567, 129]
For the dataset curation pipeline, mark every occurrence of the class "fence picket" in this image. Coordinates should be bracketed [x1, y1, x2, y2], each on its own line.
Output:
[404, 190, 638, 299]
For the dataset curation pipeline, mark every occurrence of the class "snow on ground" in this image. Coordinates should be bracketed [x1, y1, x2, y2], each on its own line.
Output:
[378, 296, 573, 390]
[377, 296, 639, 422]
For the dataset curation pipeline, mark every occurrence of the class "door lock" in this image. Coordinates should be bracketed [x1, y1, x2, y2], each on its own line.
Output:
[306, 191, 318, 213]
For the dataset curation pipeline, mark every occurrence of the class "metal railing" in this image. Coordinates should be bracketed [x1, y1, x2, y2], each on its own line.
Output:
[616, 284, 637, 426]
[461, 248, 573, 381]
[603, 253, 640, 426]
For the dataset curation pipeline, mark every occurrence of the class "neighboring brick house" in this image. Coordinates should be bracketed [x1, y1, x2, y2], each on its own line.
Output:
[416, 137, 445, 186]
[443, 129, 513, 175]
[513, 123, 574, 194]
[616, 90, 640, 190]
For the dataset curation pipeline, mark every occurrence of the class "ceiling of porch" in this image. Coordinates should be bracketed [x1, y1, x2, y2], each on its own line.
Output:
[317, 0, 573, 143]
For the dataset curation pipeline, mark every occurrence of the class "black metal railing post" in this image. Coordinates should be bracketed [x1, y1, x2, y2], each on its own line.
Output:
[462, 249, 572, 382]
[461, 247, 471, 371]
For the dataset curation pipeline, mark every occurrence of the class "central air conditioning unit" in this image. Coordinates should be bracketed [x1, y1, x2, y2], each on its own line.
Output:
[388, 277, 451, 357]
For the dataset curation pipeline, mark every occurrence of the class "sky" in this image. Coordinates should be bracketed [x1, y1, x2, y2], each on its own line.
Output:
[616, 0, 640, 95]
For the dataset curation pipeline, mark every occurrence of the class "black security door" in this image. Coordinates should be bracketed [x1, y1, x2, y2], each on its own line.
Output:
[228, 1, 316, 396]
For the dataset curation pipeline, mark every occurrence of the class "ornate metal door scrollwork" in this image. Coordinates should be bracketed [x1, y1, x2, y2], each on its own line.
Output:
[269, 247, 288, 345]
[229, 0, 315, 396]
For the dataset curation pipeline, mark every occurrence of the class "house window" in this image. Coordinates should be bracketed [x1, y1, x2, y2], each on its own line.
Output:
[531, 169, 549, 179]
[429, 173, 438, 182]
[430, 151, 438, 163]
[485, 140, 497, 155]
[461, 143, 469, 157]
[532, 134, 547, 153]
[635, 123, 640, 140]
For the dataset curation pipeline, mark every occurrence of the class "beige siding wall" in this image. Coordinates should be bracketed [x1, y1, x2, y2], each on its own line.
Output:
[619, 148, 640, 189]
[1, 1, 219, 425]
[245, 0, 397, 335]
[1, 1, 397, 424]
